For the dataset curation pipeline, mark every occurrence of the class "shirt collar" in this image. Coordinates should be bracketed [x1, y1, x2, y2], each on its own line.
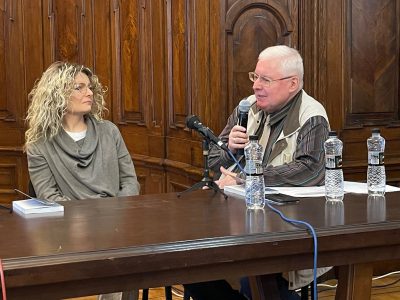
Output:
[268, 90, 302, 126]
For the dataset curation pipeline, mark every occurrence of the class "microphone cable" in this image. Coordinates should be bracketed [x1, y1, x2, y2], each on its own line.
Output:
[265, 202, 318, 299]
[227, 150, 319, 299]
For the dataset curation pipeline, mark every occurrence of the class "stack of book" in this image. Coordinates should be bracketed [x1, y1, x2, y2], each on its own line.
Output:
[12, 198, 64, 217]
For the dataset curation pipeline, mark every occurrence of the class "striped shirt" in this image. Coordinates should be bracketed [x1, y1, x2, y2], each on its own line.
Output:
[208, 91, 330, 187]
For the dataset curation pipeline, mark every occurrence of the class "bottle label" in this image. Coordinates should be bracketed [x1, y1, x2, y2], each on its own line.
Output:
[368, 151, 384, 166]
[246, 160, 263, 176]
[325, 155, 342, 170]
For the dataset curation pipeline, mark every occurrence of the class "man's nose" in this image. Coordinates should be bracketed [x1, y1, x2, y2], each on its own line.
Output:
[253, 80, 262, 90]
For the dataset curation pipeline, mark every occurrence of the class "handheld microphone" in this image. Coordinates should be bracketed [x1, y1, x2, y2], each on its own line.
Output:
[186, 115, 229, 152]
[237, 98, 251, 155]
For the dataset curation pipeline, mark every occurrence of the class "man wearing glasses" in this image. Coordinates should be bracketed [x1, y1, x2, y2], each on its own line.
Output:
[185, 46, 330, 300]
[210, 45, 330, 190]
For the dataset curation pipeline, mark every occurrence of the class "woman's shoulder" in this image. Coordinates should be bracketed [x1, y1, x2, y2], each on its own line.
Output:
[26, 137, 50, 155]
[94, 118, 121, 135]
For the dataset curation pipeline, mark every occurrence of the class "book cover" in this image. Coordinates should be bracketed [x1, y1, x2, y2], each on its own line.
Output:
[13, 208, 64, 218]
[12, 199, 64, 215]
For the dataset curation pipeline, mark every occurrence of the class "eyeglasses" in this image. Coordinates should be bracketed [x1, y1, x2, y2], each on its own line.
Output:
[248, 72, 295, 87]
[73, 83, 93, 95]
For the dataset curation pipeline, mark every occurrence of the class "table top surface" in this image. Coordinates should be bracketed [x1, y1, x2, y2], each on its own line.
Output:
[2, 189, 400, 300]
[1, 190, 399, 260]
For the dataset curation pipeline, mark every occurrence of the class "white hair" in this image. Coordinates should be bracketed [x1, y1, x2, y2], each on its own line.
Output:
[258, 45, 304, 89]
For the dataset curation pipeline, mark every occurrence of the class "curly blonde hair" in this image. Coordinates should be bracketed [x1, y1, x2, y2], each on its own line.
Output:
[25, 62, 107, 147]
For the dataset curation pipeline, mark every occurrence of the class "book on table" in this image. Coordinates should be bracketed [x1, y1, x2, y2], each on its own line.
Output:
[12, 198, 64, 215]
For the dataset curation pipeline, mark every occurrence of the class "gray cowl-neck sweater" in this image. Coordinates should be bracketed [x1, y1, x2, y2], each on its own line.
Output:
[27, 115, 140, 201]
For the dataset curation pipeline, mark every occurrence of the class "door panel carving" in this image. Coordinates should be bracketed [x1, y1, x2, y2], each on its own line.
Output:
[345, 0, 400, 127]
[224, 0, 296, 114]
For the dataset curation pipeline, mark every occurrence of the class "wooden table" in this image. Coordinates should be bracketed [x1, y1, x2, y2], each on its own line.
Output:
[1, 190, 399, 299]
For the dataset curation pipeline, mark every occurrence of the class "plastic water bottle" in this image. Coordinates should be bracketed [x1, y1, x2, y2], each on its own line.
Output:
[367, 128, 386, 195]
[244, 135, 265, 209]
[324, 131, 344, 201]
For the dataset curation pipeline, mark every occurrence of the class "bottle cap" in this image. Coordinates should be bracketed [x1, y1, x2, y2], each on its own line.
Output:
[372, 128, 380, 134]
[328, 131, 337, 137]
[249, 135, 258, 141]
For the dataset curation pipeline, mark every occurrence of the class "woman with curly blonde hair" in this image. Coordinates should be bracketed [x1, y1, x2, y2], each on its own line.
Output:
[25, 61, 140, 203]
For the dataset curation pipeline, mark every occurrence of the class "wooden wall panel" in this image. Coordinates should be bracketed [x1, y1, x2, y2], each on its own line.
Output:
[298, 1, 326, 108]
[346, 0, 399, 126]
[146, 0, 165, 135]
[134, 163, 166, 195]
[117, 0, 142, 123]
[322, 0, 400, 184]
[113, 0, 167, 194]
[0, 0, 9, 119]
[165, 0, 193, 173]
[1, 0, 400, 203]
[42, 0, 99, 81]
[0, 0, 23, 126]
[346, 0, 400, 126]
[0, 0, 31, 203]
[23, 0, 45, 115]
[52, 0, 81, 62]
[167, 0, 188, 130]
[224, 0, 296, 121]
[88, 2, 112, 105]
[165, 0, 214, 178]
[319, 0, 344, 133]
[0, 152, 28, 203]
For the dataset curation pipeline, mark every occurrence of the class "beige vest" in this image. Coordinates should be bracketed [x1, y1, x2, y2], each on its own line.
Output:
[246, 90, 329, 168]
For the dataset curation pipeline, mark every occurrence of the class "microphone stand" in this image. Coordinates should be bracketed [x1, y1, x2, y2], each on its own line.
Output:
[177, 138, 228, 199]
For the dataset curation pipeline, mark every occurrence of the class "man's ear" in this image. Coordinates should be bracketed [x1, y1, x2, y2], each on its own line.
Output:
[288, 76, 300, 92]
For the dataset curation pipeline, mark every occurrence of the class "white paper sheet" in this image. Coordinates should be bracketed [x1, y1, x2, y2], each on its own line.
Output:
[224, 181, 400, 198]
